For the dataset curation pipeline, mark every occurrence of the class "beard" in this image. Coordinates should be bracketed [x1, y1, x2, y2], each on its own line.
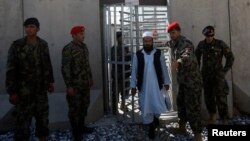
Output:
[143, 45, 153, 53]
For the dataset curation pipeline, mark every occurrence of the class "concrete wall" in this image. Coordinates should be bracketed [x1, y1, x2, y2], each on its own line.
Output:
[22, 0, 103, 91]
[168, 0, 230, 48]
[0, 0, 102, 93]
[168, 0, 250, 116]
[230, 0, 250, 114]
[0, 0, 23, 94]
[0, 0, 103, 130]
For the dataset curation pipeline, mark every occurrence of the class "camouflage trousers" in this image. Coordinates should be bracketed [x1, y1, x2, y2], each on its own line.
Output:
[203, 77, 229, 120]
[14, 90, 49, 141]
[66, 89, 90, 137]
[177, 84, 203, 134]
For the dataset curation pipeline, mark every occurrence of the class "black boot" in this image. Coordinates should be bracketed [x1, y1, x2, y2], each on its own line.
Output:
[80, 118, 94, 134]
[154, 116, 160, 127]
[82, 126, 94, 134]
[73, 134, 82, 141]
[70, 120, 82, 141]
[148, 122, 156, 140]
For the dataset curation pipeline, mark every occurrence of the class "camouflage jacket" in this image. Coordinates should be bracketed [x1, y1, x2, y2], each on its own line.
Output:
[61, 41, 92, 89]
[170, 36, 202, 86]
[195, 39, 234, 79]
[6, 37, 54, 94]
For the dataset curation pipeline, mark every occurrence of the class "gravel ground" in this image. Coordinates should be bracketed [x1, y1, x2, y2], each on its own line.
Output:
[1, 96, 249, 141]
[0, 114, 250, 141]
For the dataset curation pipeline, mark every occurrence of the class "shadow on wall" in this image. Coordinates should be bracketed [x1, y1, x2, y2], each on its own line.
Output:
[233, 84, 250, 115]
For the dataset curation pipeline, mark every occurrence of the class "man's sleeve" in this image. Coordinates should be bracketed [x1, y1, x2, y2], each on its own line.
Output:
[195, 42, 202, 67]
[44, 45, 54, 83]
[221, 41, 235, 73]
[61, 47, 72, 87]
[5, 44, 18, 94]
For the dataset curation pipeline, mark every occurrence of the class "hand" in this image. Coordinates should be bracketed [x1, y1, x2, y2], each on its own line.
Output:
[164, 85, 170, 90]
[89, 79, 94, 88]
[67, 87, 77, 97]
[171, 60, 179, 71]
[9, 93, 19, 105]
[48, 83, 55, 93]
[131, 88, 137, 96]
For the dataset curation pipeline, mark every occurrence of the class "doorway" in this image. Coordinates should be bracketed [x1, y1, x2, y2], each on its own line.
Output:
[102, 3, 176, 123]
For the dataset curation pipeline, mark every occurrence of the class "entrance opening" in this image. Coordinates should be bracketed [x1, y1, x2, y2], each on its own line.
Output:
[103, 3, 177, 123]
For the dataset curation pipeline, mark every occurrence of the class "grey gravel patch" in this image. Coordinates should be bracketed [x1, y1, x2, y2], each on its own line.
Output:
[0, 115, 249, 141]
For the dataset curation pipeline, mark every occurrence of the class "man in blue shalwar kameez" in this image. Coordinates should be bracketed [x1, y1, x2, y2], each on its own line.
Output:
[130, 31, 171, 139]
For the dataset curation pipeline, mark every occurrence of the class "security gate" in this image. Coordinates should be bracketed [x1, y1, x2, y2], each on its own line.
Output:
[103, 3, 176, 122]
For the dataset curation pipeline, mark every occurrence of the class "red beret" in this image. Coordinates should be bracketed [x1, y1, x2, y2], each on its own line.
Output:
[70, 25, 85, 35]
[167, 22, 180, 32]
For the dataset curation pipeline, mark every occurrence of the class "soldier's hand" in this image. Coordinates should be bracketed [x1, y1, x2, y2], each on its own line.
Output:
[171, 60, 179, 71]
[131, 88, 137, 96]
[164, 85, 170, 90]
[48, 83, 55, 93]
[9, 93, 19, 105]
[67, 87, 77, 97]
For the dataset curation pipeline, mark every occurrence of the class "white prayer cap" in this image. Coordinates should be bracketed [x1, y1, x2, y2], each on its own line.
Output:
[142, 31, 153, 38]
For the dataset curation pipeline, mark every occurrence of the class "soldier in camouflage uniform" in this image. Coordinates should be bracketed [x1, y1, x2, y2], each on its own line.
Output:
[111, 31, 131, 114]
[167, 22, 203, 141]
[61, 25, 94, 141]
[195, 26, 234, 125]
[5, 17, 55, 141]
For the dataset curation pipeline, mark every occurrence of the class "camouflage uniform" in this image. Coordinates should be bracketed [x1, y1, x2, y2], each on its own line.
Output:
[195, 39, 234, 120]
[111, 45, 130, 113]
[5, 37, 54, 140]
[170, 36, 203, 134]
[61, 41, 92, 137]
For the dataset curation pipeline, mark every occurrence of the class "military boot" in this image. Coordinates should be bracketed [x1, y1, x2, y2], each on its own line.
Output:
[38, 137, 47, 141]
[167, 123, 187, 135]
[80, 118, 94, 134]
[221, 119, 229, 125]
[70, 120, 82, 141]
[82, 126, 94, 134]
[194, 133, 203, 141]
[207, 113, 217, 125]
[153, 116, 160, 127]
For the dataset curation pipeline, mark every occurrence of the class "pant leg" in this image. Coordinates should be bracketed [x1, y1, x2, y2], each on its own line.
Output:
[177, 84, 187, 125]
[204, 80, 217, 114]
[79, 89, 90, 130]
[215, 79, 229, 120]
[185, 85, 203, 134]
[14, 99, 34, 141]
[34, 92, 49, 138]
[67, 94, 82, 138]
